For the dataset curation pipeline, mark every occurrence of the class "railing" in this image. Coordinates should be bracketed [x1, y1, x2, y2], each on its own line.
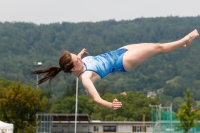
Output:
[52, 132, 151, 133]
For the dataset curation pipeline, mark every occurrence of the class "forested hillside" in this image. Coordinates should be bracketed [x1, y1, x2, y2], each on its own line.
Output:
[1, 16, 200, 102]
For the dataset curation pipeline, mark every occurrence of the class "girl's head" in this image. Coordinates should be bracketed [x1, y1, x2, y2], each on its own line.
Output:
[31, 50, 74, 85]
[59, 51, 74, 73]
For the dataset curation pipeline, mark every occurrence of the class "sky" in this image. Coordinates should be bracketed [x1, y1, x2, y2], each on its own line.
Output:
[0, 0, 200, 24]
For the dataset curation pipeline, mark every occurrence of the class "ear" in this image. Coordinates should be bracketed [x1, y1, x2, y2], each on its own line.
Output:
[71, 67, 76, 72]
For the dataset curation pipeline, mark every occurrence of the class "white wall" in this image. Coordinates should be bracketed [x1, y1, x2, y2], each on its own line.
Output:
[52, 122, 153, 133]
[118, 124, 132, 132]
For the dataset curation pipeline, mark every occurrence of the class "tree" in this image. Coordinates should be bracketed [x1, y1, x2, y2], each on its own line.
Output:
[40, 89, 54, 112]
[175, 89, 200, 133]
[0, 78, 13, 88]
[62, 79, 81, 98]
[49, 94, 94, 114]
[172, 96, 184, 112]
[91, 91, 160, 121]
[0, 82, 48, 133]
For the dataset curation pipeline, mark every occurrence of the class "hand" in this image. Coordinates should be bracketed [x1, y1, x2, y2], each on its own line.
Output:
[80, 48, 89, 57]
[112, 98, 122, 110]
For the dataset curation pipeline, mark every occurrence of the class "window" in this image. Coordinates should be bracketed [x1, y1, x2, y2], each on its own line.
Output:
[132, 126, 142, 132]
[103, 126, 116, 132]
[94, 126, 99, 132]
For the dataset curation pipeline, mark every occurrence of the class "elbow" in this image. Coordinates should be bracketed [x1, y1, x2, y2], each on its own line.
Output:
[93, 97, 102, 104]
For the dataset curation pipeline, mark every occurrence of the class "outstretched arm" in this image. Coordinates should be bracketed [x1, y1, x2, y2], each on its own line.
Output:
[81, 75, 122, 110]
[77, 48, 89, 59]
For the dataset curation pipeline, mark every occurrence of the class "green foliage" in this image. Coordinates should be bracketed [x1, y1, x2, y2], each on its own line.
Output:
[1, 17, 200, 113]
[40, 89, 53, 112]
[0, 81, 48, 133]
[40, 89, 53, 99]
[49, 94, 94, 114]
[50, 79, 94, 114]
[90, 92, 159, 121]
[62, 79, 81, 98]
[175, 89, 200, 133]
[49, 91, 159, 121]
[0, 17, 200, 100]
[0, 78, 14, 88]
[172, 97, 184, 112]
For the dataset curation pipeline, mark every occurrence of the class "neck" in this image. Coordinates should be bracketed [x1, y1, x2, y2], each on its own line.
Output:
[74, 64, 85, 77]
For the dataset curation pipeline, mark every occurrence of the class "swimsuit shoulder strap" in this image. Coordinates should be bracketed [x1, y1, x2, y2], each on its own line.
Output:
[78, 63, 87, 78]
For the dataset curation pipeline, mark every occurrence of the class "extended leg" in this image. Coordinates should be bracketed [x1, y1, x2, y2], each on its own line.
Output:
[122, 29, 199, 71]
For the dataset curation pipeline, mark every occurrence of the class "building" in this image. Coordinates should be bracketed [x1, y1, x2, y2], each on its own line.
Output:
[147, 91, 156, 98]
[36, 114, 153, 133]
[37, 113, 200, 133]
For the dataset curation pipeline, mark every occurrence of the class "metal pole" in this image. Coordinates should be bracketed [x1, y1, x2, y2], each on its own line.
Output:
[34, 62, 42, 89]
[74, 77, 78, 133]
[170, 103, 172, 133]
[36, 74, 38, 88]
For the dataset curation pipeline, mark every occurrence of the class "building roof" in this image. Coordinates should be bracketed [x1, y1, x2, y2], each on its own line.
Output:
[52, 114, 90, 122]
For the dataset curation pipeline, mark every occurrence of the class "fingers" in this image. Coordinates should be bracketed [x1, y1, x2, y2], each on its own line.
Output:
[82, 48, 89, 56]
[114, 98, 118, 102]
[112, 98, 122, 110]
[82, 48, 86, 51]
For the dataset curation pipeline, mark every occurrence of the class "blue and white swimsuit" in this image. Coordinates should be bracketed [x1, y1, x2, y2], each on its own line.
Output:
[78, 48, 128, 79]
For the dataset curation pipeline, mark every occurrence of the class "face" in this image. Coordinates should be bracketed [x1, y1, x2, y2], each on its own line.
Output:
[70, 53, 83, 71]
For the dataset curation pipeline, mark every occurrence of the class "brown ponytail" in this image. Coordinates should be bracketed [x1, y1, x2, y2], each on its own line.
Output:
[31, 50, 74, 85]
[31, 66, 62, 85]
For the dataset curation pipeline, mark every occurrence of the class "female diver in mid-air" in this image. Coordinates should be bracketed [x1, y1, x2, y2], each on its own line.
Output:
[31, 29, 199, 110]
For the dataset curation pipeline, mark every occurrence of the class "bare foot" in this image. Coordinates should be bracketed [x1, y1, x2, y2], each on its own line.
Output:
[183, 29, 199, 48]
